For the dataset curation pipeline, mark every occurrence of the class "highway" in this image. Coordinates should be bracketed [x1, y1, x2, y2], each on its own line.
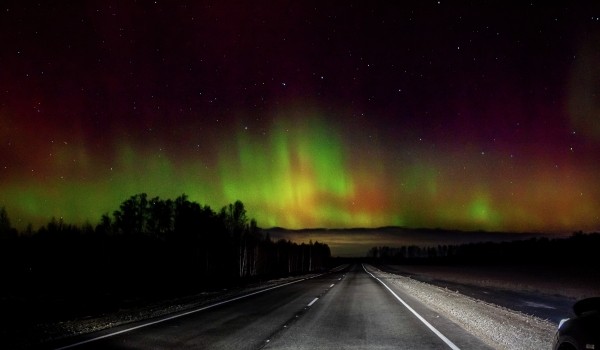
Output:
[50, 264, 491, 349]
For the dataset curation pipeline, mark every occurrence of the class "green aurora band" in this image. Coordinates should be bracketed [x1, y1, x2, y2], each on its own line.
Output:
[1, 107, 599, 233]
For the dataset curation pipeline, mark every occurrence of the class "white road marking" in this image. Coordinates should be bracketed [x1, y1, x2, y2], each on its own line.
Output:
[362, 264, 461, 350]
[330, 283, 335, 288]
[307, 297, 319, 307]
[54, 272, 329, 350]
[522, 301, 556, 309]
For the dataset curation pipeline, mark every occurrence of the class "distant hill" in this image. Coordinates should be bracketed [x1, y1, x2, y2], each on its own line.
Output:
[262, 226, 560, 257]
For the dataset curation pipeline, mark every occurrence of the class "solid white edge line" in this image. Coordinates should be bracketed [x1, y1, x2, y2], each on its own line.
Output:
[361, 264, 461, 350]
[55, 270, 334, 350]
[307, 297, 319, 307]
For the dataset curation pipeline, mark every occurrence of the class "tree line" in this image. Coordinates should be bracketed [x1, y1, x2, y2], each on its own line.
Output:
[366, 232, 600, 266]
[0, 195, 331, 297]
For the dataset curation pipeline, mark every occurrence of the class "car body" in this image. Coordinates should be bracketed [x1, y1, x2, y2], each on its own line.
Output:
[553, 297, 600, 350]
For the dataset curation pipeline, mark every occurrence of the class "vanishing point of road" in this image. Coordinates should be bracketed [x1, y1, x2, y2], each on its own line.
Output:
[50, 264, 491, 350]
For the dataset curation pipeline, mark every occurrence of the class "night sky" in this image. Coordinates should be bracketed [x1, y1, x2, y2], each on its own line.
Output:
[1, 1, 600, 232]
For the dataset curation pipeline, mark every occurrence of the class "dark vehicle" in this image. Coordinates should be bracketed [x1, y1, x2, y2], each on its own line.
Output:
[553, 297, 600, 350]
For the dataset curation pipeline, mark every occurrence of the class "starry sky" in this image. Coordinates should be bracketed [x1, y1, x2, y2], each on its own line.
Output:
[1, 1, 600, 233]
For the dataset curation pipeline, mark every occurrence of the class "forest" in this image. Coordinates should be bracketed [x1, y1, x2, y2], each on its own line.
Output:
[0, 194, 331, 299]
[366, 232, 600, 266]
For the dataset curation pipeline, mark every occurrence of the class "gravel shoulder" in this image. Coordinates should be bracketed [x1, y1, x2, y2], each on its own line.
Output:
[375, 264, 585, 324]
[366, 264, 556, 350]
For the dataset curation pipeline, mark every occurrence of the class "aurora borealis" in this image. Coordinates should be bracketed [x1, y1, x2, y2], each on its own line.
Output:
[1, 1, 600, 233]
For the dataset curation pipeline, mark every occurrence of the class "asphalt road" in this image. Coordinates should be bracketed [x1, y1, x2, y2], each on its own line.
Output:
[50, 264, 491, 350]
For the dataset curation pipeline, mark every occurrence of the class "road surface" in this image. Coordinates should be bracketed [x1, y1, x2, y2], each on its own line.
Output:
[49, 264, 491, 349]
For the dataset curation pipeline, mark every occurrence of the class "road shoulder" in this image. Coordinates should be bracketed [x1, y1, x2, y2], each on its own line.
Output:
[364, 264, 555, 350]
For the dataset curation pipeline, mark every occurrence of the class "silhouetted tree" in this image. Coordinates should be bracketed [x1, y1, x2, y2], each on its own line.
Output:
[0, 207, 16, 239]
[221, 200, 249, 278]
[147, 197, 173, 240]
[1, 193, 333, 306]
[95, 213, 113, 235]
[368, 233, 600, 267]
[113, 193, 149, 235]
